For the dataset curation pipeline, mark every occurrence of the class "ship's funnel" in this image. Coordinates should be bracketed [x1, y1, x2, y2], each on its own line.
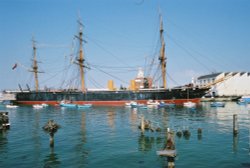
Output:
[130, 80, 136, 91]
[108, 80, 115, 91]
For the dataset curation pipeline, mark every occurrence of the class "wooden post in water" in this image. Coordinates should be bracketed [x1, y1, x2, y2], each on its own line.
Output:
[166, 128, 175, 168]
[43, 120, 60, 148]
[156, 128, 176, 167]
[197, 128, 202, 140]
[140, 115, 145, 134]
[0, 112, 10, 130]
[233, 114, 238, 136]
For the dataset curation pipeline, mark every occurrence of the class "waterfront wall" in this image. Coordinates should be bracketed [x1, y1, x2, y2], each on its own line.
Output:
[216, 72, 250, 96]
[196, 72, 250, 97]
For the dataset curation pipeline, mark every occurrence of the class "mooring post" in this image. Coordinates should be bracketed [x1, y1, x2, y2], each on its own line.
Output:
[156, 128, 176, 167]
[197, 128, 202, 140]
[0, 112, 10, 130]
[166, 128, 175, 168]
[141, 115, 145, 133]
[233, 114, 238, 136]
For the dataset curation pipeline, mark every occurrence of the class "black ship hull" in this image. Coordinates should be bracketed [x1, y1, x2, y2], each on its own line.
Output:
[15, 87, 208, 106]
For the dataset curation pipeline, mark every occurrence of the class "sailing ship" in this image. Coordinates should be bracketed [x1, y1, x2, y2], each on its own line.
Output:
[14, 16, 209, 106]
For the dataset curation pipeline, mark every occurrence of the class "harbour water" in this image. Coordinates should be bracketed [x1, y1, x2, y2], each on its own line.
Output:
[0, 102, 250, 168]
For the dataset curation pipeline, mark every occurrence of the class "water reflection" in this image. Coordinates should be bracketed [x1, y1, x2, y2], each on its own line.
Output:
[81, 112, 87, 143]
[0, 130, 8, 152]
[33, 111, 41, 163]
[138, 134, 164, 152]
[1, 103, 250, 167]
[197, 133, 202, 141]
[161, 109, 169, 130]
[130, 108, 138, 131]
[79, 111, 89, 166]
[107, 109, 115, 129]
[43, 148, 61, 168]
[138, 134, 155, 152]
[233, 135, 239, 153]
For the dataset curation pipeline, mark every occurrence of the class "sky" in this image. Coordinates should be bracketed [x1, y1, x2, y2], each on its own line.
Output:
[0, 0, 249, 91]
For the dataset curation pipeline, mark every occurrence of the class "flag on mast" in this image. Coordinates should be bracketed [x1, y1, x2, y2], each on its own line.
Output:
[12, 63, 17, 70]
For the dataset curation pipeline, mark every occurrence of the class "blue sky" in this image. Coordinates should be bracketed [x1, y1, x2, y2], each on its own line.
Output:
[0, 0, 249, 90]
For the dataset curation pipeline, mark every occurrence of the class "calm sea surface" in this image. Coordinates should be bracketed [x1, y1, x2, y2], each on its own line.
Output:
[0, 102, 250, 168]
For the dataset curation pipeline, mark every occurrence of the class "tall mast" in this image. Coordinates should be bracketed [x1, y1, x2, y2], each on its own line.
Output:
[32, 37, 39, 92]
[159, 14, 167, 89]
[76, 20, 85, 92]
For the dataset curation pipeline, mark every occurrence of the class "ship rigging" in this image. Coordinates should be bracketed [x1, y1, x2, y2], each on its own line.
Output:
[13, 16, 209, 106]
[29, 37, 44, 92]
[74, 20, 86, 92]
[18, 14, 169, 92]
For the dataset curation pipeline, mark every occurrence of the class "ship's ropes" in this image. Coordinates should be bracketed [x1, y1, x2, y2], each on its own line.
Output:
[165, 17, 239, 72]
[151, 64, 161, 84]
[57, 36, 85, 90]
[167, 72, 181, 86]
[89, 64, 140, 73]
[40, 64, 72, 87]
[145, 56, 155, 78]
[145, 37, 161, 80]
[38, 50, 74, 89]
[143, 13, 167, 87]
[147, 35, 164, 87]
[63, 69, 81, 90]
[166, 34, 212, 72]
[30, 40, 74, 89]
[88, 75, 105, 89]
[59, 61, 74, 89]
[90, 64, 130, 85]
[86, 36, 133, 69]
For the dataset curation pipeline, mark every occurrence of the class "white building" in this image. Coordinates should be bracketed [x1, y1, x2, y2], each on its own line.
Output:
[194, 72, 250, 97]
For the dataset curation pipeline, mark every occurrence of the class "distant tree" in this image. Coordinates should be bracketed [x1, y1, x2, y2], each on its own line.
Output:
[119, 85, 127, 90]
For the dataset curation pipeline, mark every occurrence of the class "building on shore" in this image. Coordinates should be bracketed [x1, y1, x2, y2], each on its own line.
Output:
[0, 91, 16, 101]
[194, 72, 250, 97]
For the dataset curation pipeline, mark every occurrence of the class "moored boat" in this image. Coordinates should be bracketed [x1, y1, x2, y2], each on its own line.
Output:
[60, 101, 77, 108]
[237, 96, 250, 105]
[210, 102, 225, 107]
[130, 102, 138, 108]
[237, 99, 247, 105]
[158, 101, 176, 108]
[125, 101, 137, 108]
[125, 101, 146, 108]
[165, 103, 176, 108]
[33, 104, 44, 109]
[60, 103, 77, 108]
[183, 101, 196, 108]
[147, 100, 160, 108]
[41, 103, 49, 107]
[6, 104, 18, 108]
[77, 104, 92, 108]
[33, 103, 48, 109]
[241, 95, 250, 103]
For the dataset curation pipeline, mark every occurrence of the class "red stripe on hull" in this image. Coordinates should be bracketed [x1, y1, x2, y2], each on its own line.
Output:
[16, 98, 201, 106]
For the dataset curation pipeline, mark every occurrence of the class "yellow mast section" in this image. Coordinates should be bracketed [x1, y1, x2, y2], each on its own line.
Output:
[32, 38, 39, 92]
[77, 21, 85, 92]
[159, 15, 167, 89]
